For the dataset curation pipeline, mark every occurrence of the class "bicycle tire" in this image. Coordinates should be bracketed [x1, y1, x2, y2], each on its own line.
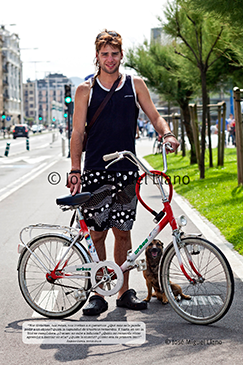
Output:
[152, 138, 158, 154]
[157, 141, 163, 154]
[18, 234, 92, 319]
[159, 236, 234, 325]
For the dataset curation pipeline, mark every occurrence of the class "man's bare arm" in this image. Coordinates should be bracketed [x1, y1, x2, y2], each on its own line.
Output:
[134, 77, 180, 151]
[67, 81, 90, 194]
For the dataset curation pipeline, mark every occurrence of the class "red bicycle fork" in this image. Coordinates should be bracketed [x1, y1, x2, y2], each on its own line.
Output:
[160, 203, 202, 284]
[136, 172, 202, 284]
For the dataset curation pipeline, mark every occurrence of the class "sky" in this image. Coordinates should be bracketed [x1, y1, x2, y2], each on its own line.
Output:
[1, 0, 168, 83]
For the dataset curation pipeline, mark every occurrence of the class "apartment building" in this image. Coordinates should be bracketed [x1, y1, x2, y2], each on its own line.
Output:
[23, 80, 36, 120]
[23, 73, 75, 125]
[0, 25, 22, 128]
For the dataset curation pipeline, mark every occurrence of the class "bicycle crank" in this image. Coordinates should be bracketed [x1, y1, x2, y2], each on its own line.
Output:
[91, 261, 124, 296]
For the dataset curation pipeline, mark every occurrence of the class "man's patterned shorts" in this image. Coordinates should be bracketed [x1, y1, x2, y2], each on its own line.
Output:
[81, 170, 139, 232]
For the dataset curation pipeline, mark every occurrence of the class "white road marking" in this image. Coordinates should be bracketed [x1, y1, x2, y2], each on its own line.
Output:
[0, 155, 52, 165]
[0, 154, 62, 202]
[181, 295, 223, 306]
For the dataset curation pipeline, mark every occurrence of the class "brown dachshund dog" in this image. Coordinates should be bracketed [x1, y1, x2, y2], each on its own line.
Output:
[143, 239, 191, 304]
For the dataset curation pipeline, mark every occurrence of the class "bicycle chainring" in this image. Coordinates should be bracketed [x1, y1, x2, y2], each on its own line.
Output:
[91, 261, 124, 296]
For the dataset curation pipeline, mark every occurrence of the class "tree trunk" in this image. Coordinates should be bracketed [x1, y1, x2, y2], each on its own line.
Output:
[207, 95, 213, 167]
[180, 111, 186, 157]
[199, 69, 208, 179]
[180, 100, 197, 164]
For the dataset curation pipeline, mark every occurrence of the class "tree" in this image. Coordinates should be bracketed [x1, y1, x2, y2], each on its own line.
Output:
[188, 0, 243, 27]
[125, 41, 198, 164]
[161, 0, 243, 178]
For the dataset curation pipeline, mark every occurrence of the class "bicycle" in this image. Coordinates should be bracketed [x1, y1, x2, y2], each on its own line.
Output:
[17, 143, 234, 324]
[152, 135, 163, 154]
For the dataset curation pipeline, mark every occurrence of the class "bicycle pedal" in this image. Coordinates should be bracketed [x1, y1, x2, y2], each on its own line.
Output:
[135, 259, 147, 271]
[74, 288, 86, 301]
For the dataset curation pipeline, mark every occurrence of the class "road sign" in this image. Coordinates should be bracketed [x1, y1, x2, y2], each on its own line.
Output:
[6, 116, 11, 121]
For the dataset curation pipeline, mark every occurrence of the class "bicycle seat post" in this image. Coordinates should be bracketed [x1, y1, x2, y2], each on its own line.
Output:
[75, 205, 100, 262]
[76, 206, 87, 230]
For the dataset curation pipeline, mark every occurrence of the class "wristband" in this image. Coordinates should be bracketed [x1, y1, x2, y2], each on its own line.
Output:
[163, 132, 176, 139]
[69, 169, 81, 174]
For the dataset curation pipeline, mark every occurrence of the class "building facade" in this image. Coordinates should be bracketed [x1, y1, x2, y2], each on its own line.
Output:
[23, 73, 75, 126]
[0, 25, 22, 128]
[23, 80, 36, 121]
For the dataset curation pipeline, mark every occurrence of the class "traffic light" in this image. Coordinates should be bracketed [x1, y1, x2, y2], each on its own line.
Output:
[39, 114, 43, 121]
[64, 84, 72, 105]
[1, 112, 6, 120]
[64, 112, 68, 118]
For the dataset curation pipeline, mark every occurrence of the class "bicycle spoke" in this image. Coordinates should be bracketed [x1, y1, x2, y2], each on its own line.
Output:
[18, 235, 91, 318]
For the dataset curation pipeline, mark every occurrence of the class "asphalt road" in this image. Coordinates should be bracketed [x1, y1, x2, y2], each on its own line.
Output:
[0, 134, 243, 365]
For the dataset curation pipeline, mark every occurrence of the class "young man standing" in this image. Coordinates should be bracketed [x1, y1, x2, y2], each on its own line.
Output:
[67, 29, 180, 315]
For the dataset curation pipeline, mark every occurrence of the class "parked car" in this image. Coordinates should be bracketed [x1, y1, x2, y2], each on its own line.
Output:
[12, 124, 29, 139]
[32, 125, 38, 133]
[37, 124, 44, 132]
[32, 124, 44, 133]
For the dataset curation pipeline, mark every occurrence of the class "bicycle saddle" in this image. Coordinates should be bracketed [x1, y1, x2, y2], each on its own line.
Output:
[56, 192, 92, 206]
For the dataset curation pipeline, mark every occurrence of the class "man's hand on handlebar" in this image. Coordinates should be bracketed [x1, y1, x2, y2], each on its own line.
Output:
[163, 135, 180, 154]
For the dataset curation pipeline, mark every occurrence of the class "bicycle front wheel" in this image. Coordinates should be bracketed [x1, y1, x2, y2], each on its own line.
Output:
[18, 234, 92, 318]
[160, 236, 234, 325]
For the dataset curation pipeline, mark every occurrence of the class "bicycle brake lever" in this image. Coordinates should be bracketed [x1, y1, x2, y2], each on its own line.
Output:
[164, 141, 174, 152]
[105, 156, 124, 169]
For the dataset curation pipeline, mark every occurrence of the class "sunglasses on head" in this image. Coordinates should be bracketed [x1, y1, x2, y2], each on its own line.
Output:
[96, 31, 119, 40]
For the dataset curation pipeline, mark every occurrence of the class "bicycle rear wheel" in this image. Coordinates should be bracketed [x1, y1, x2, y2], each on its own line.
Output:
[159, 236, 234, 325]
[18, 234, 92, 318]
[152, 138, 159, 154]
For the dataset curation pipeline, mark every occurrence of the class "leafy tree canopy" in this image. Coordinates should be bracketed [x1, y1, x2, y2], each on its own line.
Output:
[161, 0, 243, 71]
[125, 40, 200, 104]
[188, 0, 243, 27]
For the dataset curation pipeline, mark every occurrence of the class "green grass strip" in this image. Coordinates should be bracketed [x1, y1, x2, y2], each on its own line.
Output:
[144, 148, 243, 255]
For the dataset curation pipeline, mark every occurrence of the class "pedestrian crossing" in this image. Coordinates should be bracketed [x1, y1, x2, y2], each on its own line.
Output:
[0, 155, 52, 166]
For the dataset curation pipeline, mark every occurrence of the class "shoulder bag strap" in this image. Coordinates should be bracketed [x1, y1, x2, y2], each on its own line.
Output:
[86, 74, 122, 133]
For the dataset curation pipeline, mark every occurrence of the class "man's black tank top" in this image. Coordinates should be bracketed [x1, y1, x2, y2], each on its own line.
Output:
[84, 74, 139, 171]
